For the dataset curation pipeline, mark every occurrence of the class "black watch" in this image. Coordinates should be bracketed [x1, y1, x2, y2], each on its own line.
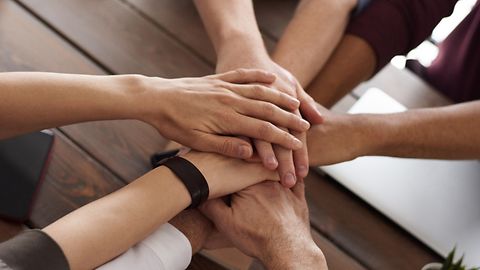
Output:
[154, 154, 209, 209]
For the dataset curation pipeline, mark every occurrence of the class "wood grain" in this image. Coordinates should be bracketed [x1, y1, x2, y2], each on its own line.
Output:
[29, 130, 124, 228]
[19, 0, 212, 77]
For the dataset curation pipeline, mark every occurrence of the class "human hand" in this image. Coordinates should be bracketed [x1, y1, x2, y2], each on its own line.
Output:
[137, 69, 311, 159]
[182, 151, 280, 199]
[217, 52, 322, 187]
[307, 104, 375, 166]
[200, 181, 326, 269]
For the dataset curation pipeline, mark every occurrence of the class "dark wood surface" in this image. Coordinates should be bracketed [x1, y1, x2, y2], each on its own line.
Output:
[0, 0, 445, 269]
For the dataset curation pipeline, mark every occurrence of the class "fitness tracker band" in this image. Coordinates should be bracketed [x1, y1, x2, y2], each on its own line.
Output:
[157, 156, 209, 209]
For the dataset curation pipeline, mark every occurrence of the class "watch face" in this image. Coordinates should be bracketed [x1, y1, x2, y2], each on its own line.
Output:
[0, 131, 54, 221]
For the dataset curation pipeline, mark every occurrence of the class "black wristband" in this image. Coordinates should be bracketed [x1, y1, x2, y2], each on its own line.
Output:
[159, 156, 209, 209]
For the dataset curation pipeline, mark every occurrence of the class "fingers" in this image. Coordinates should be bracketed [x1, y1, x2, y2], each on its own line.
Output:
[227, 117, 303, 151]
[226, 84, 299, 111]
[235, 99, 310, 132]
[291, 177, 306, 199]
[200, 198, 232, 230]
[213, 68, 276, 85]
[193, 132, 254, 159]
[299, 90, 324, 125]
[292, 129, 309, 178]
[254, 139, 278, 170]
[273, 143, 296, 188]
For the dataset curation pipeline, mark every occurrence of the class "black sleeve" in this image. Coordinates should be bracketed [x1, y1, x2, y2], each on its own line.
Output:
[0, 230, 69, 270]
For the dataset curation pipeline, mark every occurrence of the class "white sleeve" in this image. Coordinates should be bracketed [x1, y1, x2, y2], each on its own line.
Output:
[96, 223, 192, 270]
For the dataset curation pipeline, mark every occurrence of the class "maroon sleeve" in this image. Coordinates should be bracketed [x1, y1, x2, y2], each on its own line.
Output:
[347, 0, 457, 72]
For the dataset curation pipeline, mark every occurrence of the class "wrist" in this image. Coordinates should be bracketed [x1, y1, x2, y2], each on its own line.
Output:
[261, 238, 326, 270]
[356, 114, 395, 157]
[169, 210, 213, 254]
[216, 32, 269, 72]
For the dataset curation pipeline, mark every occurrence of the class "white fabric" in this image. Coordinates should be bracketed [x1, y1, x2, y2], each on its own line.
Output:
[97, 223, 192, 270]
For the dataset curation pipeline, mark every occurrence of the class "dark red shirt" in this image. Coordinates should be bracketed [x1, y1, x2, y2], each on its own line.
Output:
[347, 0, 480, 103]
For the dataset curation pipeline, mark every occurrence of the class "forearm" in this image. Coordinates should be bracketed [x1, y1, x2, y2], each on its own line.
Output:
[306, 34, 376, 108]
[361, 101, 480, 159]
[0, 72, 144, 139]
[43, 167, 191, 270]
[263, 242, 327, 270]
[194, 0, 269, 70]
[169, 209, 213, 253]
[273, 0, 357, 87]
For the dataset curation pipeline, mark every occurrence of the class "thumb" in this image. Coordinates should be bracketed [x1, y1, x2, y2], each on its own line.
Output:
[299, 92, 324, 125]
[200, 198, 232, 230]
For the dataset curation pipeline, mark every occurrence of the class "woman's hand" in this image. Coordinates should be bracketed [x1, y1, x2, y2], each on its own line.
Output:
[136, 69, 310, 160]
[182, 151, 280, 198]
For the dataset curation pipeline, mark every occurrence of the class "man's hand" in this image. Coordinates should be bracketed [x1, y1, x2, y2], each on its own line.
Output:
[307, 104, 375, 166]
[200, 181, 327, 270]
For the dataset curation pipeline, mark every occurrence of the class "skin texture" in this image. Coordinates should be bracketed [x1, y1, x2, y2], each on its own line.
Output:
[43, 151, 280, 270]
[307, 102, 480, 166]
[194, 0, 330, 188]
[201, 180, 327, 270]
[0, 70, 309, 159]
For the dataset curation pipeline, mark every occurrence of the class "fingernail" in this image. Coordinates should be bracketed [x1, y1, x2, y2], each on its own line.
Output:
[297, 165, 309, 177]
[284, 173, 296, 187]
[300, 119, 310, 130]
[238, 145, 252, 158]
[266, 156, 278, 169]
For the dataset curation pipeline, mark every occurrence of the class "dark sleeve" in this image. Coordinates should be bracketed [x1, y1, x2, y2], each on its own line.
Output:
[346, 0, 457, 72]
[0, 230, 69, 270]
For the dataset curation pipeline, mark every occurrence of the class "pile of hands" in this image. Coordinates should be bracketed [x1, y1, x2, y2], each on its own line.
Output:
[135, 50, 363, 268]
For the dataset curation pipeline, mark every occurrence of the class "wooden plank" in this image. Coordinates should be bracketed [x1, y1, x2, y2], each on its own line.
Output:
[29, 130, 124, 228]
[18, 0, 212, 77]
[0, 0, 125, 227]
[353, 65, 452, 108]
[304, 172, 442, 270]
[0, 0, 168, 182]
[60, 121, 168, 182]
[0, 0, 102, 73]
[188, 254, 228, 270]
[123, 0, 276, 65]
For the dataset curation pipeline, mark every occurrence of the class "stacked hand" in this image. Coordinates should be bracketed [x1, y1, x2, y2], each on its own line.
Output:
[217, 51, 323, 187]
[136, 69, 311, 161]
[200, 180, 327, 270]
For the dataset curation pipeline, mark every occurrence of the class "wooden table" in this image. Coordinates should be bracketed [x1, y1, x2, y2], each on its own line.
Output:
[0, 0, 449, 269]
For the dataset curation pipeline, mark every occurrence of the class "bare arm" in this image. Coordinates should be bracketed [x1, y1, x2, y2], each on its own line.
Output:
[273, 0, 357, 87]
[194, 0, 324, 187]
[0, 71, 309, 159]
[308, 101, 480, 166]
[43, 151, 279, 270]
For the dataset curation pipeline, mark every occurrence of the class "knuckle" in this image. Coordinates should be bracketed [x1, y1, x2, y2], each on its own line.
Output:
[234, 68, 248, 78]
[252, 85, 265, 98]
[258, 122, 274, 138]
[219, 139, 235, 155]
[218, 93, 237, 105]
[262, 103, 276, 118]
